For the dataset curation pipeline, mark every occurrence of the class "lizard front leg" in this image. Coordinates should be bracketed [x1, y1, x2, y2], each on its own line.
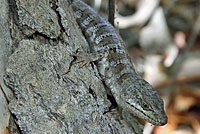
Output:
[70, 50, 109, 68]
[64, 50, 107, 74]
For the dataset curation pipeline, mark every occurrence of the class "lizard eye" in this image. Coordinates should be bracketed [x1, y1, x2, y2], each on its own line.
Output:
[143, 103, 150, 110]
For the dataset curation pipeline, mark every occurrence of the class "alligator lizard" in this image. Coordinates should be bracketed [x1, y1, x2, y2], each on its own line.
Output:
[71, 0, 167, 126]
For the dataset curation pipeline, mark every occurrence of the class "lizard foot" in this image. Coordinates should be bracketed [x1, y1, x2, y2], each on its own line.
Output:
[70, 51, 106, 68]
[70, 53, 91, 68]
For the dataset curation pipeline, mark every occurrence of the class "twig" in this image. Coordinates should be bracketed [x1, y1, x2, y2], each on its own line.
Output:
[108, 0, 115, 27]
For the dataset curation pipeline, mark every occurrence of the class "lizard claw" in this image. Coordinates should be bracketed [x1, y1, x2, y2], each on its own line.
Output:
[70, 48, 109, 68]
[70, 50, 106, 68]
[70, 53, 91, 68]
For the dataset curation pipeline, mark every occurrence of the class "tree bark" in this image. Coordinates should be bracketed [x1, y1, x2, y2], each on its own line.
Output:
[1, 0, 143, 133]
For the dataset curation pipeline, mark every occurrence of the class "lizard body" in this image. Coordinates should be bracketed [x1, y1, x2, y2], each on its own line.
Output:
[71, 0, 167, 126]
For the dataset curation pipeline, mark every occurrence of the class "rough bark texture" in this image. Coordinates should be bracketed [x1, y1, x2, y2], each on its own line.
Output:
[2, 0, 141, 133]
[0, 0, 13, 133]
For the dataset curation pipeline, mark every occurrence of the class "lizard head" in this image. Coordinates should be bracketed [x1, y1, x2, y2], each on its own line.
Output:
[118, 73, 168, 126]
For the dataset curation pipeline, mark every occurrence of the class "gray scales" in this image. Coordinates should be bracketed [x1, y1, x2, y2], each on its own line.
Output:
[71, 0, 167, 126]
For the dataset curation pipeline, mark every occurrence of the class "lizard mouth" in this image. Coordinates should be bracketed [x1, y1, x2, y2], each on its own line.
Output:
[126, 102, 167, 125]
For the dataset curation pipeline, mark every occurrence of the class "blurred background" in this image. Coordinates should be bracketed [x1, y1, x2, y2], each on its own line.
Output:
[83, 0, 200, 133]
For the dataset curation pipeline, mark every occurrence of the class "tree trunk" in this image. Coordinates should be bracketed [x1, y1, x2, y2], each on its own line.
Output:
[0, 0, 143, 133]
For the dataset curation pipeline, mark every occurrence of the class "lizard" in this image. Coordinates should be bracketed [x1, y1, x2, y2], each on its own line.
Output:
[70, 0, 168, 126]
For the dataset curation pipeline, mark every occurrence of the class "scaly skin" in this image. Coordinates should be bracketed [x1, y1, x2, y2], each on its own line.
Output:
[71, 0, 167, 126]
